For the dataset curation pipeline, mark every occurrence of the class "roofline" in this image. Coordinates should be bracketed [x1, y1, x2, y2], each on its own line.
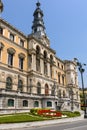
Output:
[64, 60, 76, 65]
[0, 18, 27, 39]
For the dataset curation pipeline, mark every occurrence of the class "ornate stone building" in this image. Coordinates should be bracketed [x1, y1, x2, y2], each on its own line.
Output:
[0, 1, 80, 114]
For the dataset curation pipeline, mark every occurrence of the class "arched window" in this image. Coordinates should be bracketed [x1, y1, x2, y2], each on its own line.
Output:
[44, 51, 47, 75]
[0, 42, 4, 61]
[8, 99, 14, 107]
[50, 55, 53, 78]
[45, 84, 49, 96]
[58, 74, 61, 84]
[23, 100, 28, 107]
[18, 80, 23, 92]
[36, 46, 40, 72]
[50, 55, 53, 63]
[47, 101, 52, 107]
[51, 86, 55, 96]
[0, 27, 3, 35]
[76, 91, 78, 99]
[63, 90, 65, 98]
[44, 51, 47, 59]
[34, 101, 39, 107]
[37, 82, 41, 95]
[62, 75, 64, 85]
[6, 77, 12, 90]
[59, 90, 61, 98]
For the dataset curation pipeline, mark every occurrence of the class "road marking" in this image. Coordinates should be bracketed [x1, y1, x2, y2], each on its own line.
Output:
[64, 125, 87, 130]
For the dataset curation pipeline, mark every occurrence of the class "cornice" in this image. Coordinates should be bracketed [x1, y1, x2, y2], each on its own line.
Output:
[0, 18, 27, 39]
[64, 60, 76, 66]
[0, 62, 27, 76]
[55, 56, 64, 64]
[28, 70, 56, 83]
[0, 35, 27, 52]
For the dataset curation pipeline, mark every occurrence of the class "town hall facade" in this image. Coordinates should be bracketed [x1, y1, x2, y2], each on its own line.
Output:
[0, 1, 80, 114]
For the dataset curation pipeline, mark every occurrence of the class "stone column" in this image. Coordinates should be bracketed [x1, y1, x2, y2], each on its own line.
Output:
[53, 66, 56, 80]
[40, 54, 44, 74]
[48, 63, 51, 77]
[0, 97, 3, 109]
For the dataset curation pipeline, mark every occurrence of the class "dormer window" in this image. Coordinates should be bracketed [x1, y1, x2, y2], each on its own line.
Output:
[10, 33, 14, 41]
[0, 27, 3, 35]
[20, 39, 24, 47]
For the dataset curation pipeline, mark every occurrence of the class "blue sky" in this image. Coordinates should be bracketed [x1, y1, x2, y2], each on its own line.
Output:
[1, 0, 87, 87]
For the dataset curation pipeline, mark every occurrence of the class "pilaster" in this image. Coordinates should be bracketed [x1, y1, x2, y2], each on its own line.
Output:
[32, 53, 36, 71]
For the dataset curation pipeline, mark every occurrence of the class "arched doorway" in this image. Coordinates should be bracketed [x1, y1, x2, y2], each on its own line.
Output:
[45, 84, 49, 96]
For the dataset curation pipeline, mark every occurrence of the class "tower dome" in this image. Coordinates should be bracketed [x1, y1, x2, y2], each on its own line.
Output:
[32, 1, 46, 37]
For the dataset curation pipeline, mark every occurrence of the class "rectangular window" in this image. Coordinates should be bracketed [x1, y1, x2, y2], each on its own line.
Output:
[28, 54, 32, 67]
[0, 49, 1, 61]
[58, 62, 60, 67]
[10, 33, 14, 41]
[58, 75, 60, 84]
[19, 58, 23, 70]
[8, 53, 13, 66]
[62, 76, 64, 85]
[44, 62, 47, 75]
[50, 65, 52, 78]
[20, 39, 24, 47]
[0, 27, 3, 35]
[61, 65, 63, 70]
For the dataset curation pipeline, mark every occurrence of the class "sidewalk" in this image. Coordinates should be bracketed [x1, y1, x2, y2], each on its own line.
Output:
[0, 114, 84, 130]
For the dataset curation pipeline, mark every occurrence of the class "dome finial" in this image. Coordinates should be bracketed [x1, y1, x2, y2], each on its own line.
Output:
[36, 1, 41, 8]
[0, 0, 4, 15]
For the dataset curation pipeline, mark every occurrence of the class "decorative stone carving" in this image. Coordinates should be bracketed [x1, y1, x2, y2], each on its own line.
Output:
[18, 53, 25, 59]
[0, 42, 4, 50]
[7, 47, 16, 54]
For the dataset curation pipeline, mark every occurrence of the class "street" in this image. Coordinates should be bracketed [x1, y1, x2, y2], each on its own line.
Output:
[9, 119, 87, 130]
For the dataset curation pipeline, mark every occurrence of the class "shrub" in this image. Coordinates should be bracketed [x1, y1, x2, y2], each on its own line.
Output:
[30, 108, 38, 115]
[74, 111, 80, 116]
[62, 111, 80, 117]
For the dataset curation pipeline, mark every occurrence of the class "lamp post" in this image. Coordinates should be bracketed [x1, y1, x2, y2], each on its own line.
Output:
[74, 58, 87, 118]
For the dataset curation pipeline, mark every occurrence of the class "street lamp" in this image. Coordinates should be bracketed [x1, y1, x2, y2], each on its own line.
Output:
[74, 58, 87, 118]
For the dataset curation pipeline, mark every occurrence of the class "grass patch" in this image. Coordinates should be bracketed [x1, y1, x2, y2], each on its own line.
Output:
[0, 113, 48, 124]
[0, 111, 81, 124]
